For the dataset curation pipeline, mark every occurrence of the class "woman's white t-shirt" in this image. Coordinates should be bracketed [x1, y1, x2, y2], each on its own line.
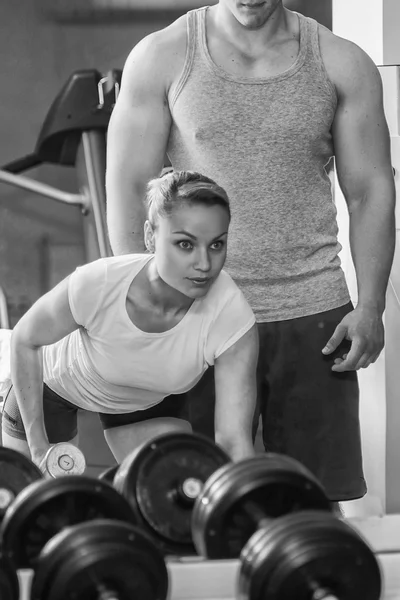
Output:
[42, 254, 255, 413]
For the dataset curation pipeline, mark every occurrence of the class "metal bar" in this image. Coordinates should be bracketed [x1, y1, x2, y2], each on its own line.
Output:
[0, 169, 89, 209]
[0, 286, 10, 329]
[2, 153, 42, 174]
[79, 131, 112, 258]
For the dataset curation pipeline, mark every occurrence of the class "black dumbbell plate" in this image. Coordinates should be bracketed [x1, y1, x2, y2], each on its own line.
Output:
[31, 519, 169, 600]
[0, 555, 19, 600]
[1, 475, 137, 568]
[0, 447, 42, 524]
[192, 453, 331, 558]
[98, 465, 118, 485]
[113, 432, 230, 556]
[239, 511, 382, 600]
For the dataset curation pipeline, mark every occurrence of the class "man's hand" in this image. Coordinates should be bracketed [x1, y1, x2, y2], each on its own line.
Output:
[322, 306, 384, 372]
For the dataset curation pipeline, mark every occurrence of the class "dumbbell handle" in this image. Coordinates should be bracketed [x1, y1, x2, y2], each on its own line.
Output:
[241, 499, 272, 528]
[97, 584, 119, 600]
[312, 590, 339, 600]
[173, 477, 204, 505]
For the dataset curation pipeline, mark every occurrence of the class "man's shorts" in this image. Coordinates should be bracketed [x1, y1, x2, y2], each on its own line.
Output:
[2, 384, 187, 444]
[178, 302, 367, 502]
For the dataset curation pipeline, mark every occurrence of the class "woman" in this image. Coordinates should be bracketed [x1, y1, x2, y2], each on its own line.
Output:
[2, 171, 258, 466]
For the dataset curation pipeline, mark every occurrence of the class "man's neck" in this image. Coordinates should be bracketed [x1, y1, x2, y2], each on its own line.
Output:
[210, 3, 291, 54]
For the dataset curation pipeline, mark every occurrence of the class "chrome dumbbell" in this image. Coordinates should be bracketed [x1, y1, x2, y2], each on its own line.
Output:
[39, 443, 86, 478]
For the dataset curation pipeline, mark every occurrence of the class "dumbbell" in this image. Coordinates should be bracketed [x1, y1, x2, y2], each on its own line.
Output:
[98, 464, 118, 484]
[0, 444, 85, 526]
[238, 511, 381, 600]
[0, 447, 42, 526]
[0, 476, 137, 569]
[39, 443, 86, 477]
[192, 453, 332, 559]
[113, 431, 230, 556]
[0, 554, 19, 600]
[192, 455, 382, 600]
[31, 519, 169, 600]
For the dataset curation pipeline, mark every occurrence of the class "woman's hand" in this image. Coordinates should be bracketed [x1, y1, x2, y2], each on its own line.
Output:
[31, 444, 52, 471]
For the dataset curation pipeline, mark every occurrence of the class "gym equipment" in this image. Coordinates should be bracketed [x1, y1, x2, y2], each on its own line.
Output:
[98, 464, 118, 484]
[0, 447, 42, 525]
[31, 519, 169, 600]
[0, 286, 10, 329]
[192, 453, 331, 559]
[39, 443, 86, 477]
[238, 511, 382, 600]
[1, 475, 137, 568]
[12, 513, 400, 600]
[0, 555, 19, 600]
[0, 69, 122, 260]
[3, 69, 121, 170]
[0, 68, 170, 264]
[113, 432, 230, 556]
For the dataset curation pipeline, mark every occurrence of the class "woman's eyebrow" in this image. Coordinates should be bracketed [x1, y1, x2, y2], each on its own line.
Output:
[172, 230, 228, 241]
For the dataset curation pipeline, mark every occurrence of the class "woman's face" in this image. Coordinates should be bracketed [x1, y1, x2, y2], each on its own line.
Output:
[148, 203, 229, 299]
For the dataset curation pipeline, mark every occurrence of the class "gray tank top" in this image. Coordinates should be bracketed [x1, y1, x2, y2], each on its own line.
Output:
[167, 7, 350, 322]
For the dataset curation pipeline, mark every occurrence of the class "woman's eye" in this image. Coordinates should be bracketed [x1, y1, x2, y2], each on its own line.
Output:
[211, 241, 224, 250]
[178, 240, 193, 250]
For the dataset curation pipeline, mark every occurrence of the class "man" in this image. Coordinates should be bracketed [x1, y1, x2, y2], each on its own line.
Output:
[105, 0, 396, 504]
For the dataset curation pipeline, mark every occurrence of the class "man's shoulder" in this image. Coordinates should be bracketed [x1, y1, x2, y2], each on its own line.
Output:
[124, 13, 188, 92]
[317, 24, 380, 95]
[318, 24, 375, 69]
[133, 13, 188, 68]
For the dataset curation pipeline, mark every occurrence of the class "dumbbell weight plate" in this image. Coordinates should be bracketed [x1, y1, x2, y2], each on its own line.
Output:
[40, 443, 86, 478]
[31, 519, 169, 600]
[1, 475, 137, 568]
[192, 453, 331, 559]
[0, 555, 19, 600]
[0, 447, 42, 525]
[98, 464, 118, 484]
[113, 432, 230, 556]
[239, 511, 382, 600]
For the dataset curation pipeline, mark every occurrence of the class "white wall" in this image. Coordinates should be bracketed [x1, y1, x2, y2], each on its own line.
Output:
[332, 4, 400, 515]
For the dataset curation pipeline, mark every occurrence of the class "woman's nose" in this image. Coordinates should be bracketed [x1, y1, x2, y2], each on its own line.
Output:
[194, 250, 211, 272]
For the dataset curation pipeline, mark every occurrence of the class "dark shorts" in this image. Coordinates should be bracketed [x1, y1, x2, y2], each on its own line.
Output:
[178, 302, 367, 502]
[2, 384, 188, 444]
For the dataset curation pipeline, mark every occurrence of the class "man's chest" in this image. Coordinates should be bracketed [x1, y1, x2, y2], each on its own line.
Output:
[207, 37, 300, 79]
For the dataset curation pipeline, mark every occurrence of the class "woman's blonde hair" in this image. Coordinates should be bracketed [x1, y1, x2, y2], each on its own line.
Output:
[146, 170, 231, 227]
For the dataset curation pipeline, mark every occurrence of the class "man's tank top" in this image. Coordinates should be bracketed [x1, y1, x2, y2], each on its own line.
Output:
[167, 7, 350, 322]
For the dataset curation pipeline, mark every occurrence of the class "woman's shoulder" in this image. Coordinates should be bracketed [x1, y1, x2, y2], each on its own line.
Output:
[100, 254, 152, 268]
[203, 269, 243, 308]
[212, 269, 240, 292]
[71, 255, 153, 297]
[91, 254, 153, 278]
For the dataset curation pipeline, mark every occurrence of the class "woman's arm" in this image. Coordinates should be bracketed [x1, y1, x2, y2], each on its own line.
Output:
[11, 276, 80, 464]
[214, 324, 259, 461]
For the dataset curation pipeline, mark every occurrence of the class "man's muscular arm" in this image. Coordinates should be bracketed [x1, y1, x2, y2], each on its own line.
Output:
[106, 33, 172, 255]
[321, 33, 396, 371]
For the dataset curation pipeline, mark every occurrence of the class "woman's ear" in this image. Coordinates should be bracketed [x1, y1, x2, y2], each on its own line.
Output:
[144, 220, 155, 253]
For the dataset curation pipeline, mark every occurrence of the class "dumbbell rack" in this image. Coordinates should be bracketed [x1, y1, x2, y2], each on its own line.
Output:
[14, 515, 400, 600]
